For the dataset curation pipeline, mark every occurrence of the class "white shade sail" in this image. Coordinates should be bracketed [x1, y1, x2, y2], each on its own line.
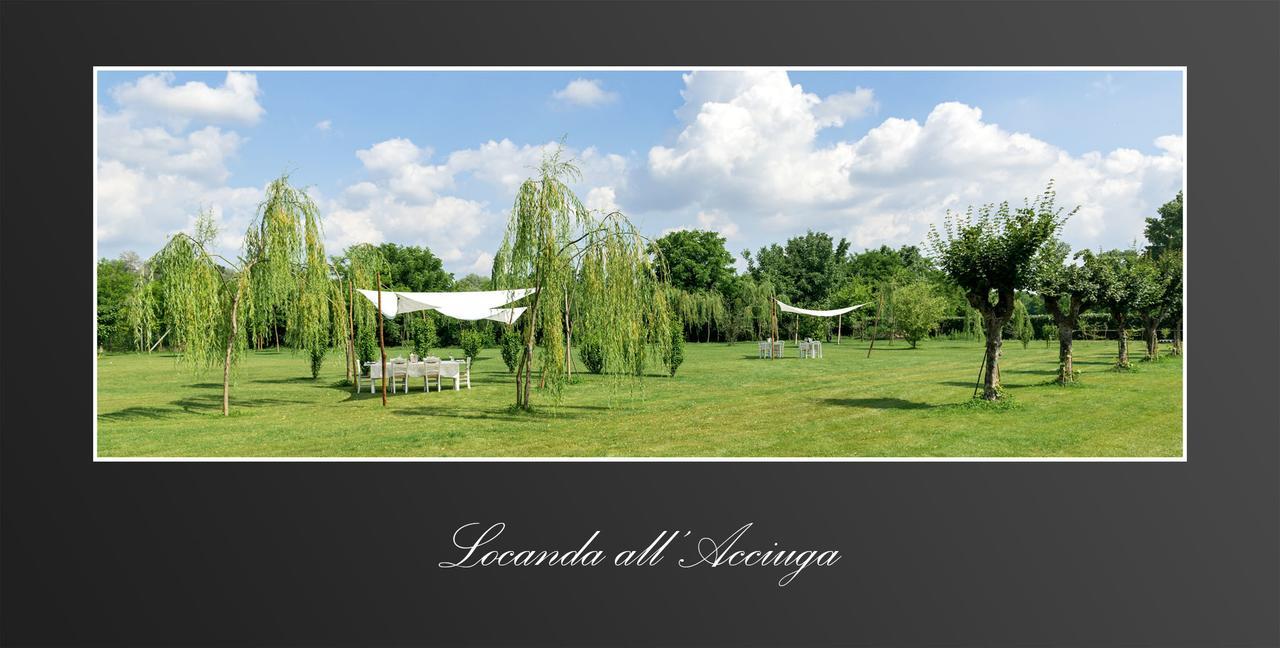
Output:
[357, 288, 536, 322]
[776, 299, 871, 318]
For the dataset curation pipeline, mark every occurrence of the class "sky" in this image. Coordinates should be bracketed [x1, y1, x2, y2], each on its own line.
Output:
[95, 68, 1184, 275]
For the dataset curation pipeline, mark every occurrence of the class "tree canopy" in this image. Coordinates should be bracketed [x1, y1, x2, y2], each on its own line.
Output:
[651, 229, 735, 294]
[1144, 191, 1183, 259]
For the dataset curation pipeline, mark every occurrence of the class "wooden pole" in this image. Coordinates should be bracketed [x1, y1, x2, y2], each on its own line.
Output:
[377, 272, 387, 406]
[349, 279, 359, 392]
[770, 299, 779, 358]
[837, 314, 842, 345]
[867, 293, 885, 358]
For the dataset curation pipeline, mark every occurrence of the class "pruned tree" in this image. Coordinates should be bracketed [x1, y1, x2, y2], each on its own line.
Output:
[493, 147, 672, 409]
[1087, 249, 1143, 369]
[142, 175, 331, 415]
[1133, 250, 1183, 361]
[927, 183, 1071, 399]
[1033, 241, 1101, 384]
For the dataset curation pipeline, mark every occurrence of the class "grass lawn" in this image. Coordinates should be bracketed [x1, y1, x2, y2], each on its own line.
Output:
[96, 339, 1183, 458]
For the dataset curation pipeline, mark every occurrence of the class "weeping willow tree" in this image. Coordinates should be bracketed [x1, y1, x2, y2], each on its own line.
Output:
[138, 175, 331, 415]
[493, 148, 672, 410]
[337, 243, 389, 387]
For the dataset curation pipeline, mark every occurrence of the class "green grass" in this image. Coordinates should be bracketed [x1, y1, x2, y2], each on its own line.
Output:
[96, 339, 1183, 458]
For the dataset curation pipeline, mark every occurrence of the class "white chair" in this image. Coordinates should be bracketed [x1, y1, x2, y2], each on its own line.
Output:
[367, 361, 383, 394]
[423, 357, 442, 392]
[389, 360, 409, 393]
[459, 357, 472, 390]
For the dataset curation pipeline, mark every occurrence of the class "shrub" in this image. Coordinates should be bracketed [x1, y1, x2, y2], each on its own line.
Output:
[500, 326, 522, 372]
[893, 281, 947, 348]
[410, 315, 437, 358]
[580, 340, 605, 374]
[1012, 300, 1034, 349]
[309, 347, 325, 379]
[459, 328, 484, 360]
[665, 317, 685, 377]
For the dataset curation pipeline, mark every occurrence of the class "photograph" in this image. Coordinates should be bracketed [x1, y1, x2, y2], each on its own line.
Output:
[94, 67, 1186, 459]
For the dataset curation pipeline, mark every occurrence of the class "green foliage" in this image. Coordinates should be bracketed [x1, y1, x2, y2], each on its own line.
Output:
[371, 242, 452, 292]
[97, 256, 142, 351]
[927, 182, 1072, 398]
[665, 316, 686, 376]
[580, 340, 605, 374]
[893, 281, 947, 348]
[459, 328, 484, 360]
[1012, 299, 1034, 349]
[1144, 191, 1183, 259]
[927, 184, 1072, 309]
[746, 230, 850, 307]
[500, 326, 522, 372]
[356, 324, 377, 367]
[410, 314, 437, 358]
[652, 229, 735, 293]
[309, 347, 325, 379]
[494, 146, 672, 407]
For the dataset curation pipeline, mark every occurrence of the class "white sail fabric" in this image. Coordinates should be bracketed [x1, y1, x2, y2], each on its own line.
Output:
[776, 299, 870, 318]
[357, 288, 535, 321]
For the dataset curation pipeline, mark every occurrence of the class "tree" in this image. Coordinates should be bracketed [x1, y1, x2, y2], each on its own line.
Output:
[1011, 299, 1034, 350]
[1033, 241, 1101, 384]
[665, 316, 685, 376]
[747, 231, 849, 307]
[927, 183, 1071, 399]
[1133, 250, 1183, 360]
[1087, 249, 1143, 369]
[142, 175, 333, 415]
[651, 229, 735, 294]
[893, 281, 946, 348]
[97, 255, 141, 351]
[374, 243, 453, 292]
[492, 148, 672, 409]
[1144, 191, 1183, 259]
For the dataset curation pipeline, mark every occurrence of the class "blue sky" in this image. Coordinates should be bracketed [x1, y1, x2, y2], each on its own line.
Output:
[96, 69, 1184, 275]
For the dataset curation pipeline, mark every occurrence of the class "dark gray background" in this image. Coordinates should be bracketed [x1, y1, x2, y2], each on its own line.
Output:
[2, 1, 1277, 646]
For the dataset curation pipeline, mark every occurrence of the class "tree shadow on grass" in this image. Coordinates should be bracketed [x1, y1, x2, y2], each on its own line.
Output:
[391, 407, 587, 423]
[819, 397, 935, 410]
[938, 380, 1032, 390]
[253, 376, 323, 385]
[99, 395, 310, 421]
[98, 406, 179, 422]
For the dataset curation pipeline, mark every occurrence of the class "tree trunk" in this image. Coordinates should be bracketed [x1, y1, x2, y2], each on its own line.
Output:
[1044, 295, 1080, 385]
[377, 273, 387, 406]
[1143, 318, 1159, 360]
[221, 284, 246, 416]
[1114, 313, 1130, 368]
[1174, 314, 1183, 356]
[981, 315, 1004, 400]
[516, 283, 544, 409]
[348, 279, 359, 391]
[565, 293, 573, 379]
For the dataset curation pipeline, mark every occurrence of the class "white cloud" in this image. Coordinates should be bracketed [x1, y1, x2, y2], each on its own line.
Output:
[813, 87, 877, 127]
[552, 78, 619, 107]
[469, 251, 495, 274]
[696, 210, 740, 239]
[315, 119, 332, 131]
[638, 71, 1184, 254]
[111, 71, 265, 128]
[96, 73, 265, 260]
[585, 186, 619, 214]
